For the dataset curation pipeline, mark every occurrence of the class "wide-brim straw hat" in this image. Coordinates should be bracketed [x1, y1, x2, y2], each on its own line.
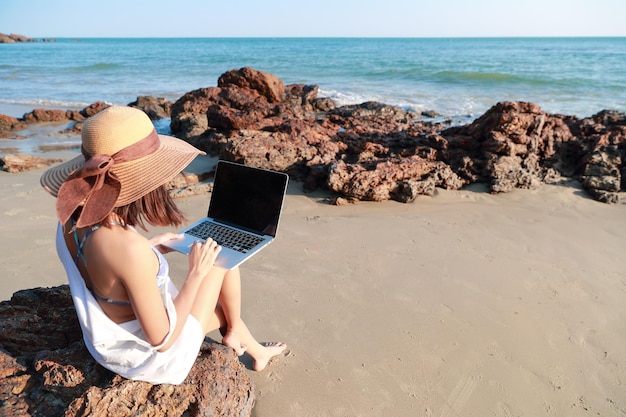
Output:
[40, 106, 203, 224]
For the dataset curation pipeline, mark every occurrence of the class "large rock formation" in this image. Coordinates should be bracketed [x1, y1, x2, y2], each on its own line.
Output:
[170, 68, 626, 204]
[0, 286, 255, 417]
[1, 67, 624, 203]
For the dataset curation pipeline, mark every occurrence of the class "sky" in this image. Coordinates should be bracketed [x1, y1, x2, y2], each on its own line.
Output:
[0, 0, 625, 38]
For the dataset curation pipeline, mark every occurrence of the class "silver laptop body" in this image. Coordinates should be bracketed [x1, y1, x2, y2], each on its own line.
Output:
[164, 160, 289, 270]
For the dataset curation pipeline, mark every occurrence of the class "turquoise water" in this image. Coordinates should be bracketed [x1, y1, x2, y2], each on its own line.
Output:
[0, 37, 624, 119]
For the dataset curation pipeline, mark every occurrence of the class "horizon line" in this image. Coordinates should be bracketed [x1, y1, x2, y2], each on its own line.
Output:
[12, 35, 626, 40]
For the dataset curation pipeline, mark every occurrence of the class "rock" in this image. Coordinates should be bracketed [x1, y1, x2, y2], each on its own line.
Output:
[486, 154, 540, 193]
[171, 68, 330, 139]
[0, 33, 16, 43]
[170, 87, 223, 139]
[0, 33, 33, 43]
[6, 68, 626, 204]
[393, 177, 437, 202]
[0, 33, 53, 43]
[576, 110, 626, 203]
[22, 109, 73, 123]
[329, 101, 420, 124]
[80, 102, 110, 118]
[170, 69, 626, 204]
[1, 154, 63, 173]
[167, 170, 214, 198]
[421, 110, 441, 118]
[218, 67, 285, 103]
[329, 196, 357, 205]
[327, 157, 463, 202]
[128, 96, 172, 120]
[0, 286, 255, 417]
[9, 34, 34, 42]
[212, 128, 344, 178]
[17, 102, 110, 126]
[441, 101, 626, 202]
[0, 114, 27, 131]
[0, 114, 27, 137]
[442, 101, 579, 189]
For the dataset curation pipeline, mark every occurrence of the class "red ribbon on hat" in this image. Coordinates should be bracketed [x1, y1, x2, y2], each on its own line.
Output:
[56, 129, 160, 228]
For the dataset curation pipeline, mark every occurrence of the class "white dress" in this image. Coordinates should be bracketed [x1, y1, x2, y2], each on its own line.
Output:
[56, 223, 205, 385]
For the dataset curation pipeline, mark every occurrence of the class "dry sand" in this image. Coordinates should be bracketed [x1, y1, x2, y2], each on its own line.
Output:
[1, 154, 625, 417]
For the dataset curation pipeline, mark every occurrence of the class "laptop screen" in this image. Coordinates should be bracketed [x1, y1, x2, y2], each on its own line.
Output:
[207, 161, 288, 237]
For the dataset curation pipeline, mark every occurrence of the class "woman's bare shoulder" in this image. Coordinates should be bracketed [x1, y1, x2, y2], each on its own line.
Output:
[88, 226, 157, 276]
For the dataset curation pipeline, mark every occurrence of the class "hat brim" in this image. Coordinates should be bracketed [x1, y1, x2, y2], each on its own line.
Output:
[40, 134, 204, 206]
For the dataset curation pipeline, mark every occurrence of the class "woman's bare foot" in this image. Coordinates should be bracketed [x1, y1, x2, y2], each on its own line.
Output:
[252, 342, 287, 371]
[222, 330, 247, 356]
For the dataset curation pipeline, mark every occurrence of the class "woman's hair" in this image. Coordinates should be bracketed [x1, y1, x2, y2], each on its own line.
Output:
[112, 184, 186, 230]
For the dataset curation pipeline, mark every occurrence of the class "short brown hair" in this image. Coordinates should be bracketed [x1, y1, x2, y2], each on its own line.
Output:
[113, 184, 186, 230]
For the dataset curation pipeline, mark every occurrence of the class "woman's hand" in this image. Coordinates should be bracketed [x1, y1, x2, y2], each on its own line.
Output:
[187, 239, 222, 281]
[149, 233, 184, 253]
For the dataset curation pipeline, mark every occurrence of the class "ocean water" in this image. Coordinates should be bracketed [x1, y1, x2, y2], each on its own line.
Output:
[0, 37, 624, 121]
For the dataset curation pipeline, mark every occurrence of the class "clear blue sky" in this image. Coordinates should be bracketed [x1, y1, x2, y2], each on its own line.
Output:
[1, 0, 624, 38]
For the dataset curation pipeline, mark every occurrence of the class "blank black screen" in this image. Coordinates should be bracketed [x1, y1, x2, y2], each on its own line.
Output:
[207, 161, 288, 237]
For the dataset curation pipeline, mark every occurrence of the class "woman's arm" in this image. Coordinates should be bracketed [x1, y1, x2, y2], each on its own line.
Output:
[148, 232, 184, 254]
[117, 235, 221, 351]
[158, 239, 221, 351]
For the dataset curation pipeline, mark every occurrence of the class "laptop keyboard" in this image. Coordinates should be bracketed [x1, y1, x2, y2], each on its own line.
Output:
[186, 221, 264, 253]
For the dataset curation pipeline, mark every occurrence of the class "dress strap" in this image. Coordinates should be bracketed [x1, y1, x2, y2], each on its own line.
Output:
[72, 220, 124, 267]
[70, 219, 131, 307]
[89, 290, 132, 307]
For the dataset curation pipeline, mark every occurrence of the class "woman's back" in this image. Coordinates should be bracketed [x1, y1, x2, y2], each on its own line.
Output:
[62, 221, 163, 326]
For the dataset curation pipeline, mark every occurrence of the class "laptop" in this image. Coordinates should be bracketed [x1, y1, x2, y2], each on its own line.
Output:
[164, 160, 289, 269]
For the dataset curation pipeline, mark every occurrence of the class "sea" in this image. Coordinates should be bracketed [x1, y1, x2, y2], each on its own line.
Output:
[1, 37, 625, 153]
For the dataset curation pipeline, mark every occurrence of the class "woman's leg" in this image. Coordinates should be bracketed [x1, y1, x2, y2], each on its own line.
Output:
[205, 306, 287, 371]
[190, 266, 246, 354]
[190, 266, 286, 366]
[189, 265, 228, 332]
[216, 267, 245, 354]
[233, 319, 287, 371]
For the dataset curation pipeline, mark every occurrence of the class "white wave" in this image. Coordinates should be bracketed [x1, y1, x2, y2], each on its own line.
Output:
[0, 97, 94, 110]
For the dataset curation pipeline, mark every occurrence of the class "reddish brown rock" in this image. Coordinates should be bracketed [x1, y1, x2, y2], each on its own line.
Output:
[442, 102, 625, 202]
[0, 114, 27, 132]
[213, 126, 345, 175]
[0, 33, 38, 43]
[0, 286, 255, 417]
[0, 102, 110, 140]
[218, 67, 285, 103]
[170, 69, 626, 203]
[22, 109, 72, 123]
[5, 68, 625, 204]
[576, 110, 626, 203]
[79, 102, 109, 118]
[18, 101, 109, 127]
[328, 157, 463, 202]
[128, 96, 172, 120]
[0, 33, 15, 43]
[0, 114, 27, 138]
[170, 87, 225, 139]
[442, 101, 579, 190]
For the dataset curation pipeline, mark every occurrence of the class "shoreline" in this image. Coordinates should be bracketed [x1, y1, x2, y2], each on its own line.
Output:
[1, 163, 626, 416]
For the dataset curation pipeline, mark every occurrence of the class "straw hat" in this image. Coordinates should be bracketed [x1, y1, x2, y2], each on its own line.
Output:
[40, 106, 204, 226]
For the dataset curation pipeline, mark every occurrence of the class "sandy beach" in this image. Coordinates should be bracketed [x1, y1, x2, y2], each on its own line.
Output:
[1, 154, 625, 416]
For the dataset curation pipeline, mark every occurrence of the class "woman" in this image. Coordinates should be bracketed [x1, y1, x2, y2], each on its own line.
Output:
[40, 106, 285, 384]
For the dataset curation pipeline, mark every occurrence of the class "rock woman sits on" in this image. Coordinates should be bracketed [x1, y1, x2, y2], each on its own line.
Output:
[40, 106, 285, 384]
